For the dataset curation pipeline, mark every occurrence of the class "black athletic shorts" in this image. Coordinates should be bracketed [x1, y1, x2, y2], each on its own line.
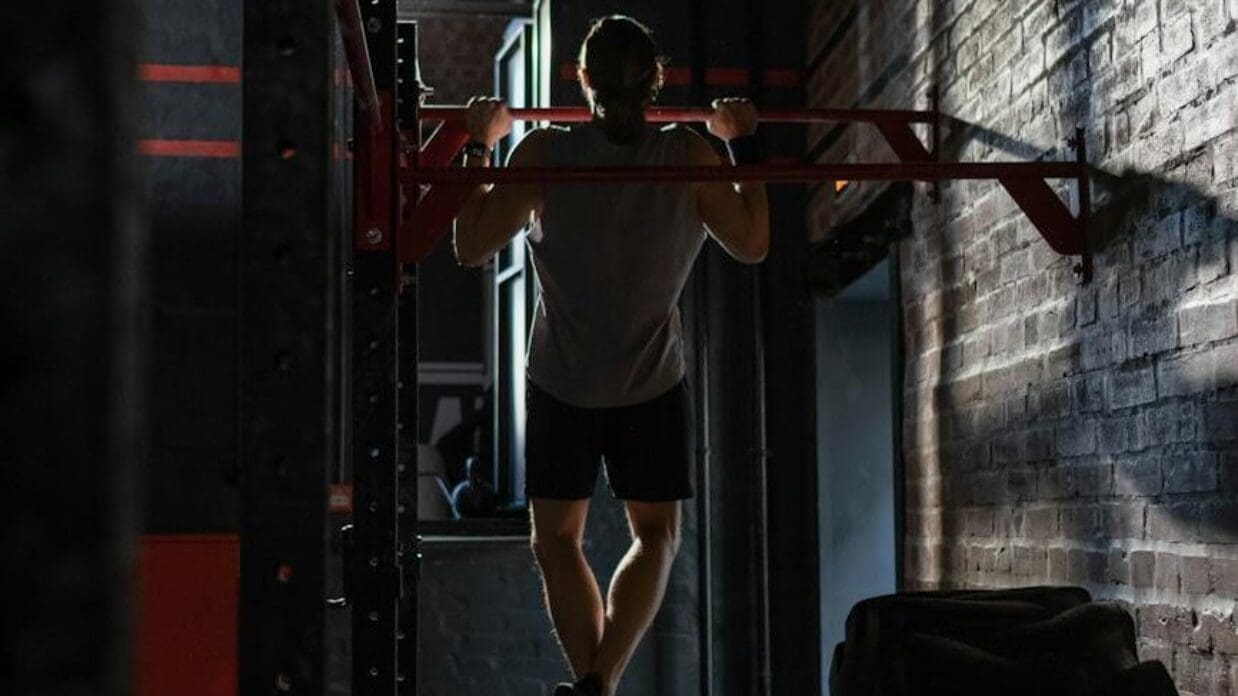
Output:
[524, 379, 695, 502]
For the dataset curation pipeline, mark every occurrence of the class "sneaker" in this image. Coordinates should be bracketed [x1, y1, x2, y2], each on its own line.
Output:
[553, 684, 576, 696]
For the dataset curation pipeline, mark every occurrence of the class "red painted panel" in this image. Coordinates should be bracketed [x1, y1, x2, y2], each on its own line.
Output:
[137, 534, 239, 696]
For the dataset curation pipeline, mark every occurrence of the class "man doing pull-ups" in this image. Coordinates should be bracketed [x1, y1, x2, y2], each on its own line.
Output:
[453, 15, 768, 696]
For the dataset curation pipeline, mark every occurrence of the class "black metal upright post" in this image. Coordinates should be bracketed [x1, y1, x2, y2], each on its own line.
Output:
[395, 19, 422, 696]
[349, 0, 406, 694]
[239, 0, 339, 693]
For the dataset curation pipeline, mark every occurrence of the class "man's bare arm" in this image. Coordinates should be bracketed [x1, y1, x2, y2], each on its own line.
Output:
[453, 99, 546, 267]
[689, 99, 769, 264]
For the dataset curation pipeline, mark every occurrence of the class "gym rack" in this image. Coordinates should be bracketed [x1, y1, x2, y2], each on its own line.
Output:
[265, 3, 1097, 695]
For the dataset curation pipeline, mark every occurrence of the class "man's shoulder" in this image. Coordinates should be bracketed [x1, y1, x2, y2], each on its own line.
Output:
[658, 123, 716, 163]
[657, 122, 709, 146]
[516, 125, 570, 145]
[510, 126, 570, 165]
[656, 123, 695, 141]
[524, 125, 571, 142]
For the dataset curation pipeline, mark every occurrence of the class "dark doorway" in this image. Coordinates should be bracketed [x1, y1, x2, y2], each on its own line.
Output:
[815, 256, 900, 676]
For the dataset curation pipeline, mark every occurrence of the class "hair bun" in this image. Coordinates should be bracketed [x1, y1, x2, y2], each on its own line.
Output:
[578, 15, 664, 144]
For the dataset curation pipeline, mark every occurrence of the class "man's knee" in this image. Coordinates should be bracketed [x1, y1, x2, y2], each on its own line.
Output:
[531, 531, 583, 569]
[633, 518, 681, 556]
[529, 498, 589, 571]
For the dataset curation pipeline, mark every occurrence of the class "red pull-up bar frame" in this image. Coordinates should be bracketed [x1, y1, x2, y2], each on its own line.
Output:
[404, 106, 1091, 283]
[333, 0, 381, 132]
[330, 0, 1090, 282]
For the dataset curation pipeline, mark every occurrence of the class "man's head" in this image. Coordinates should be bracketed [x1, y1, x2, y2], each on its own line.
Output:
[577, 15, 665, 144]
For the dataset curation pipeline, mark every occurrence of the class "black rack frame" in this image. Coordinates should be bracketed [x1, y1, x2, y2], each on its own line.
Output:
[347, 2, 416, 695]
[240, 0, 341, 692]
[240, 2, 419, 694]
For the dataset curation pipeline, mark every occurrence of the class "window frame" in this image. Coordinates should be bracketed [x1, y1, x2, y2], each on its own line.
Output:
[488, 20, 537, 511]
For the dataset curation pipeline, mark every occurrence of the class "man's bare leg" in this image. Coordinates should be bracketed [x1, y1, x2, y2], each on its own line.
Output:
[590, 500, 682, 696]
[530, 497, 605, 678]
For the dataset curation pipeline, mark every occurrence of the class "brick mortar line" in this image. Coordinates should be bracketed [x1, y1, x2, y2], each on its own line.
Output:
[904, 537, 1238, 563]
[900, 483, 1230, 498]
[1033, 582, 1237, 619]
[908, 334, 1238, 387]
[909, 574, 1238, 620]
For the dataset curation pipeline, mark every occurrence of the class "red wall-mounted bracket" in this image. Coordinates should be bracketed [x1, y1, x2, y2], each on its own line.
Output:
[333, 0, 381, 133]
[400, 121, 472, 263]
[353, 91, 397, 254]
[864, 98, 1090, 283]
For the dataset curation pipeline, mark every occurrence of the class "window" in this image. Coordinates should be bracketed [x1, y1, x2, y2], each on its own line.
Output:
[489, 20, 537, 509]
[417, 19, 537, 528]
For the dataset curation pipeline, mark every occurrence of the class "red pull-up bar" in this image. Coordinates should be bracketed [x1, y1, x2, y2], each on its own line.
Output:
[404, 162, 1080, 185]
[418, 105, 936, 125]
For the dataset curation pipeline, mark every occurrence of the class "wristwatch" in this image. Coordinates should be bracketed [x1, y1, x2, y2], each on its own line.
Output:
[462, 140, 491, 159]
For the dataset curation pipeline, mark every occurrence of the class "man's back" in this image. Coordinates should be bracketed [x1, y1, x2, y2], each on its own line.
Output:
[450, 17, 769, 694]
[527, 123, 706, 408]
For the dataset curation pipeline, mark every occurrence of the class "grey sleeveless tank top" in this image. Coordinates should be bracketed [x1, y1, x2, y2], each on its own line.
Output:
[525, 122, 706, 408]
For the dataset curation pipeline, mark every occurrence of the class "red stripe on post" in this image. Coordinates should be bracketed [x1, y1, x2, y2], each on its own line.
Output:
[138, 64, 240, 84]
[703, 68, 749, 87]
[139, 140, 241, 158]
[761, 69, 802, 87]
[662, 67, 693, 86]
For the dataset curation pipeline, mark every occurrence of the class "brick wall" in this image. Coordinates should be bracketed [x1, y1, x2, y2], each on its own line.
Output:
[417, 16, 513, 104]
[808, 1, 1238, 694]
[417, 487, 701, 696]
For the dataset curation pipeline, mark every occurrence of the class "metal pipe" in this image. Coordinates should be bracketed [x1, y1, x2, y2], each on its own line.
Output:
[418, 535, 531, 545]
[687, 9, 715, 694]
[333, 0, 382, 131]
[745, 5, 774, 691]
[419, 105, 935, 124]
[404, 161, 1081, 185]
